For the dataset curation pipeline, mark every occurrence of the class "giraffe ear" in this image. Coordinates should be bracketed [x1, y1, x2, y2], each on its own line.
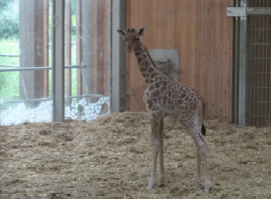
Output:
[138, 27, 146, 36]
[117, 29, 126, 37]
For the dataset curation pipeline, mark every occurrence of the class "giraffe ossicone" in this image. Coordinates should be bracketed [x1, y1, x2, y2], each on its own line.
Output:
[117, 27, 212, 193]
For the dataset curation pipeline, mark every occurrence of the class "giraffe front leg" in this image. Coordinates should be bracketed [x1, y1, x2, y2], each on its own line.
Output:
[147, 117, 162, 189]
[147, 146, 158, 189]
[194, 146, 201, 179]
[158, 117, 164, 186]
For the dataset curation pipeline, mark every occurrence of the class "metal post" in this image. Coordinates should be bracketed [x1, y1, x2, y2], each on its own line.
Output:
[238, 0, 248, 126]
[52, 0, 65, 122]
[234, 0, 240, 124]
[111, 0, 125, 112]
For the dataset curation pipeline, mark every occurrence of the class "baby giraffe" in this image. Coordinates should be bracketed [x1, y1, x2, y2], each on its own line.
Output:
[117, 27, 212, 193]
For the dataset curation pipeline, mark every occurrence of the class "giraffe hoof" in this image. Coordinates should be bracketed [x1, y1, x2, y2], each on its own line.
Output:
[146, 185, 154, 189]
[147, 178, 156, 189]
[204, 181, 212, 193]
[159, 175, 164, 186]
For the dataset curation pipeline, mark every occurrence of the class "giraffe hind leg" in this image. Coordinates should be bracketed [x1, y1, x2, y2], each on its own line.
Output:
[178, 115, 212, 193]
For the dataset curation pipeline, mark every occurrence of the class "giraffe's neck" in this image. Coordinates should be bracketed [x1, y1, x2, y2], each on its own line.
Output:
[133, 42, 161, 85]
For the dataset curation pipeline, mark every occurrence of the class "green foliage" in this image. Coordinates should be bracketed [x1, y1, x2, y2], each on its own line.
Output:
[0, 0, 19, 39]
[0, 0, 9, 10]
[0, 17, 19, 39]
[71, 15, 76, 36]
[71, 0, 76, 15]
[0, 38, 79, 101]
[0, 38, 20, 100]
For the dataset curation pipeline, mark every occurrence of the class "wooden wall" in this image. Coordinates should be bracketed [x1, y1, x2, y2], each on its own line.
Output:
[125, 0, 234, 122]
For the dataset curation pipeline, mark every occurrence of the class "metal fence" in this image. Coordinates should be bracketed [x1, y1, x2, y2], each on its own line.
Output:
[0, 64, 110, 125]
[247, 0, 271, 126]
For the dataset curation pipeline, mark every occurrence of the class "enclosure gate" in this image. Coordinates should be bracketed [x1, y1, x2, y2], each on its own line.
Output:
[227, 0, 271, 126]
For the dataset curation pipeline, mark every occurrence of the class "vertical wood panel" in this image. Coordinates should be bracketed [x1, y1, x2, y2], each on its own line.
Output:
[126, 0, 234, 122]
[165, 0, 176, 49]
[92, 0, 105, 102]
[129, 0, 144, 111]
[104, 0, 109, 97]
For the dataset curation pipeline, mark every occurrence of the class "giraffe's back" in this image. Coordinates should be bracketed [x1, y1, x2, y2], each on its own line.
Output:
[144, 79, 203, 116]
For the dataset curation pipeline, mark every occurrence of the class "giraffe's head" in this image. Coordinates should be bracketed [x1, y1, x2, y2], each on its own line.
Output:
[117, 27, 146, 53]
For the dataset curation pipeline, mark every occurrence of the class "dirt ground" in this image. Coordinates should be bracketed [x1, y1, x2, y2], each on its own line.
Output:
[0, 112, 271, 199]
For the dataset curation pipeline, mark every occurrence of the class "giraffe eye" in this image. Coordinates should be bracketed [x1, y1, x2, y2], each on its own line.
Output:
[135, 37, 139, 40]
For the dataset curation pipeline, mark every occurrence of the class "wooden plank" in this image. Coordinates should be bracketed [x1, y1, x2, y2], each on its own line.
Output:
[198, 0, 207, 118]
[189, 0, 197, 90]
[165, 0, 176, 49]
[125, 0, 131, 110]
[200, 0, 213, 119]
[195, 0, 202, 102]
[129, 0, 143, 112]
[209, 0, 217, 119]
[177, 0, 188, 85]
[224, 0, 234, 122]
[216, 0, 222, 120]
[102, 0, 109, 114]
[92, 0, 98, 100]
[65, 0, 72, 105]
[76, 0, 82, 97]
[104, 0, 109, 97]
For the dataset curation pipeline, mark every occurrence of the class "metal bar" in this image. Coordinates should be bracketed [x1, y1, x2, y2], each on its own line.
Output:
[52, 0, 65, 122]
[255, 0, 261, 125]
[0, 65, 86, 72]
[1, 94, 107, 104]
[234, 0, 240, 124]
[227, 7, 246, 17]
[247, 7, 271, 15]
[108, 0, 112, 112]
[43, 0, 49, 98]
[0, 65, 19, 67]
[0, 54, 19, 57]
[269, 3, 271, 125]
[264, 1, 268, 125]
[111, 0, 125, 112]
[65, 0, 72, 105]
[76, 0, 82, 97]
[250, 43, 271, 45]
[250, 3, 255, 125]
[227, 7, 271, 17]
[250, 2, 254, 125]
[238, 0, 248, 126]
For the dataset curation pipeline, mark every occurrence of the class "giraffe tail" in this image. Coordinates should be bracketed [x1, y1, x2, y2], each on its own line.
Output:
[200, 100, 206, 136]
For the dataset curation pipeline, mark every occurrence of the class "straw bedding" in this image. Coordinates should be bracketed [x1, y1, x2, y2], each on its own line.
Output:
[1, 112, 271, 199]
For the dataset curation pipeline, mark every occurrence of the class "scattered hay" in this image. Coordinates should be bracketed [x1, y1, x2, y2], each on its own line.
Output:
[0, 112, 271, 199]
